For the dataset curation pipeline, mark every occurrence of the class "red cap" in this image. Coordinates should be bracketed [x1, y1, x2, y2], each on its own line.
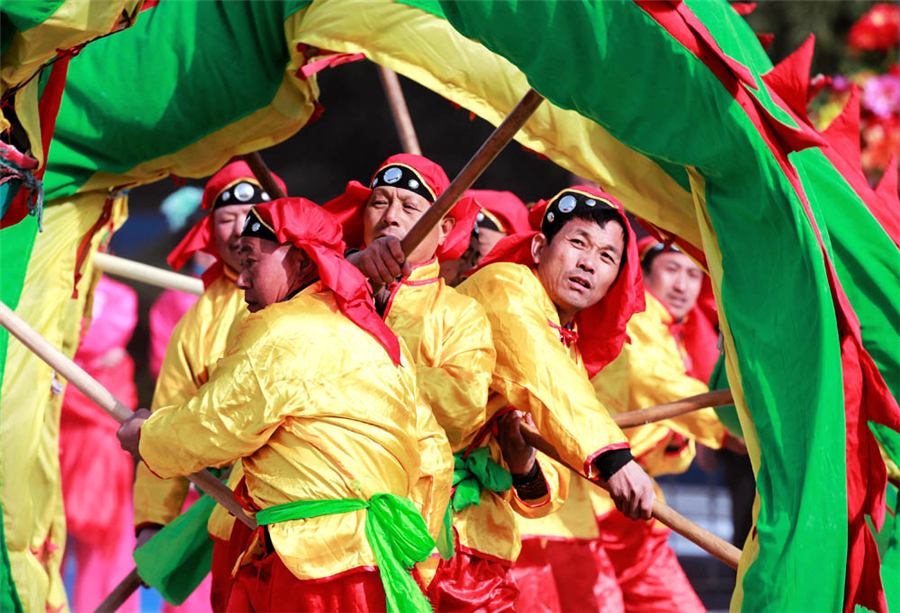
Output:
[248, 198, 402, 366]
[168, 161, 287, 288]
[478, 185, 645, 377]
[323, 154, 480, 262]
[467, 190, 531, 235]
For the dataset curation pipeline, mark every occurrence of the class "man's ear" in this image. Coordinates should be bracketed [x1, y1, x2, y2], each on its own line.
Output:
[531, 233, 548, 265]
[436, 216, 456, 246]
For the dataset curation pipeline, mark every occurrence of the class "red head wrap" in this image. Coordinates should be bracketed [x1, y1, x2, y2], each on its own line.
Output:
[323, 154, 480, 262]
[478, 185, 645, 378]
[467, 189, 531, 235]
[637, 236, 719, 382]
[247, 198, 402, 366]
[167, 161, 287, 288]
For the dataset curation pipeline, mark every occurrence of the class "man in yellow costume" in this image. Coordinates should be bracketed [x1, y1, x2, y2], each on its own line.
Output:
[449, 185, 657, 611]
[326, 154, 541, 611]
[584, 237, 740, 613]
[118, 197, 451, 613]
[132, 160, 287, 610]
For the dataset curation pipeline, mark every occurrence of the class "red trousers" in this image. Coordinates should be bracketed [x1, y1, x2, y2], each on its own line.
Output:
[594, 511, 705, 613]
[513, 513, 705, 613]
[427, 549, 519, 613]
[225, 553, 386, 613]
[513, 537, 622, 613]
[214, 518, 387, 613]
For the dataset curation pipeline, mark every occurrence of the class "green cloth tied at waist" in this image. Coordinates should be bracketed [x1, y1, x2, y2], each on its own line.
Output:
[256, 493, 435, 613]
[451, 447, 512, 512]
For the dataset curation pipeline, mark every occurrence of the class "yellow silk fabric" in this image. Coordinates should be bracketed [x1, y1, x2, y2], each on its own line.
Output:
[382, 260, 494, 451]
[627, 292, 727, 450]
[133, 271, 247, 532]
[139, 287, 451, 581]
[455, 262, 630, 561]
[1, 192, 128, 613]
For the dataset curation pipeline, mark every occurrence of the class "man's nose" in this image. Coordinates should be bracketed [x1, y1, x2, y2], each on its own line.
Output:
[577, 257, 595, 275]
[236, 270, 251, 289]
[672, 271, 687, 292]
[382, 200, 403, 225]
[233, 214, 247, 236]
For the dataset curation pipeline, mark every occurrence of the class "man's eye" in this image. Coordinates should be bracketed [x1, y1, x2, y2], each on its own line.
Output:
[601, 252, 615, 263]
[570, 238, 585, 248]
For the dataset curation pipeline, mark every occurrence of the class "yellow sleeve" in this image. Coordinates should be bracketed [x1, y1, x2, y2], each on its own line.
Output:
[507, 452, 570, 519]
[417, 298, 494, 450]
[628, 313, 727, 450]
[408, 391, 454, 541]
[459, 264, 629, 478]
[133, 305, 211, 527]
[140, 314, 309, 478]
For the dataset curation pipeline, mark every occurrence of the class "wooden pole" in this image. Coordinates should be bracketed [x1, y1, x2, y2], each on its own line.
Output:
[93, 568, 142, 613]
[94, 252, 204, 296]
[0, 301, 256, 530]
[242, 152, 286, 200]
[377, 65, 422, 155]
[614, 389, 734, 429]
[399, 88, 544, 258]
[519, 422, 742, 569]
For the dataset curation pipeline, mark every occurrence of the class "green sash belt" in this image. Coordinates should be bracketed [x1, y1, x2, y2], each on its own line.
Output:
[450, 447, 512, 512]
[256, 493, 435, 613]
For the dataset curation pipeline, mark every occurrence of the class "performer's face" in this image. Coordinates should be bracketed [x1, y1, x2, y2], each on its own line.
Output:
[363, 186, 454, 265]
[531, 218, 625, 325]
[236, 238, 307, 312]
[645, 251, 703, 319]
[212, 204, 253, 271]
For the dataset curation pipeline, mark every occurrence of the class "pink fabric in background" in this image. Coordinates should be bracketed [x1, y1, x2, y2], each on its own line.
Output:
[59, 275, 139, 613]
[149, 289, 199, 380]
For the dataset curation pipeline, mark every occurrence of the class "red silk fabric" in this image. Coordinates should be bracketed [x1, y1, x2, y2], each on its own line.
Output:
[167, 161, 287, 283]
[467, 189, 531, 234]
[426, 549, 518, 613]
[513, 537, 621, 613]
[225, 551, 386, 613]
[250, 198, 402, 366]
[323, 153, 480, 262]
[477, 185, 645, 378]
[595, 510, 705, 613]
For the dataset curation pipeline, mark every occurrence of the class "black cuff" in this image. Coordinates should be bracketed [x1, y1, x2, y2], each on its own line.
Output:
[512, 461, 549, 500]
[592, 448, 634, 481]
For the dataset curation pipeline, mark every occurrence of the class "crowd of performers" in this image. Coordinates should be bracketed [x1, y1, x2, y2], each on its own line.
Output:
[61, 154, 749, 613]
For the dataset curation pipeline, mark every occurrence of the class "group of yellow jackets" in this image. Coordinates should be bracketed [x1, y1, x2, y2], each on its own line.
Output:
[136, 250, 726, 582]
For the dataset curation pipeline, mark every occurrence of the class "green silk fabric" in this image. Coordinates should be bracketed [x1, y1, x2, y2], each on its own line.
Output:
[451, 447, 512, 512]
[256, 493, 435, 613]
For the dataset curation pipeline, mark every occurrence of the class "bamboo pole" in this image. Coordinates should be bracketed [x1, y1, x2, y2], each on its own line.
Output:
[93, 568, 142, 613]
[615, 389, 734, 429]
[519, 422, 742, 569]
[242, 151, 286, 200]
[0, 301, 255, 529]
[377, 65, 422, 155]
[93, 252, 204, 295]
[399, 88, 544, 258]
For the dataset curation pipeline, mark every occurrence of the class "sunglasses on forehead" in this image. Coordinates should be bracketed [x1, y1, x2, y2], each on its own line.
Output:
[543, 190, 617, 225]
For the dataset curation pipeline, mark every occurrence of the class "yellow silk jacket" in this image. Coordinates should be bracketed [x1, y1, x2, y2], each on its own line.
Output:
[140, 286, 452, 581]
[626, 291, 727, 452]
[382, 259, 494, 451]
[456, 263, 630, 561]
[133, 271, 246, 531]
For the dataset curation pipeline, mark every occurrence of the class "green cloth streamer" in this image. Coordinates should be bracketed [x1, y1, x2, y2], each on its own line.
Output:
[451, 447, 512, 512]
[256, 494, 435, 613]
[132, 495, 216, 605]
